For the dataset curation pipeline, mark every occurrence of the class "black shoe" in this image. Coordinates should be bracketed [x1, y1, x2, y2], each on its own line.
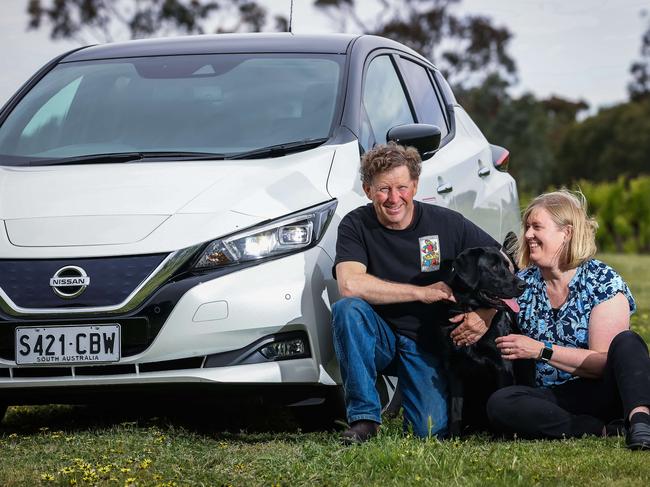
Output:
[626, 421, 650, 450]
[340, 420, 379, 445]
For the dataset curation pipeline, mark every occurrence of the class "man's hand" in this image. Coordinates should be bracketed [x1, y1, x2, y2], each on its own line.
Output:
[450, 308, 496, 346]
[420, 282, 456, 304]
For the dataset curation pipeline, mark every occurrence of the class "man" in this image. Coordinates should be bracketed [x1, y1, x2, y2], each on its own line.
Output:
[332, 142, 500, 443]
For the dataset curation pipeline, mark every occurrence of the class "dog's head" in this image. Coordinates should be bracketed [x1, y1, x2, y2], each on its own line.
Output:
[447, 247, 526, 314]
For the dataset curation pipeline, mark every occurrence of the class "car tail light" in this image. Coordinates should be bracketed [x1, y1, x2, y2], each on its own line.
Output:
[490, 144, 510, 172]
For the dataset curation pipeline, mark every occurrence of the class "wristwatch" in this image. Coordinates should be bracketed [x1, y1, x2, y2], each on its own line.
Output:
[538, 341, 554, 363]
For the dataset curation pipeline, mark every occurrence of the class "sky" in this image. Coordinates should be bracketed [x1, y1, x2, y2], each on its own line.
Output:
[1, 0, 648, 111]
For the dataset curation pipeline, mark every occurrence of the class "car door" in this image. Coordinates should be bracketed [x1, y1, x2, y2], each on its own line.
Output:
[396, 56, 503, 239]
[358, 53, 454, 210]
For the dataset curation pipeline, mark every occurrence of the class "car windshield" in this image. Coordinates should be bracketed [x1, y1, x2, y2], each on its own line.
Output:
[0, 53, 343, 165]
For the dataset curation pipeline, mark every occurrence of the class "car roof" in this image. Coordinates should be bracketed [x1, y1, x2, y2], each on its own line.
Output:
[63, 33, 362, 62]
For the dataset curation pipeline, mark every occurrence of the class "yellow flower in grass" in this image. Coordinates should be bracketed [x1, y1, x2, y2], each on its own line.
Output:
[40, 473, 55, 482]
[125, 478, 137, 486]
[59, 467, 75, 475]
[69, 479, 77, 486]
[120, 467, 131, 473]
[8, 433, 18, 439]
[139, 458, 152, 469]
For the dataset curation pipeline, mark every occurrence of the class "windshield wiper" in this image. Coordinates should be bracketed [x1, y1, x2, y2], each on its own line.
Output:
[227, 138, 329, 160]
[138, 151, 227, 161]
[22, 140, 326, 166]
[28, 151, 226, 166]
[29, 152, 144, 166]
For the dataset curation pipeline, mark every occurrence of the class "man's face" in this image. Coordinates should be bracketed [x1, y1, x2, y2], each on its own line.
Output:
[363, 165, 418, 230]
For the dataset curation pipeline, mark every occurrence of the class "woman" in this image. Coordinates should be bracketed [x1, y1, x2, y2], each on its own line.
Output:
[486, 190, 650, 449]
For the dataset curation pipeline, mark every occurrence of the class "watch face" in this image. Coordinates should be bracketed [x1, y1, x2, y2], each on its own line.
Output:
[541, 346, 553, 362]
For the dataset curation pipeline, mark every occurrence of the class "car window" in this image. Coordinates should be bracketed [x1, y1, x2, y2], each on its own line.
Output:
[433, 70, 457, 106]
[399, 58, 449, 138]
[20, 76, 82, 143]
[0, 54, 344, 162]
[360, 55, 414, 150]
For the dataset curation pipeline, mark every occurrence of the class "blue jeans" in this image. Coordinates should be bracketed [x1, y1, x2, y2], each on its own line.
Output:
[331, 297, 448, 438]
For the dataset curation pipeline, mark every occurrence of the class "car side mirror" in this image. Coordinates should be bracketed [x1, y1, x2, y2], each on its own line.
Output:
[386, 124, 442, 159]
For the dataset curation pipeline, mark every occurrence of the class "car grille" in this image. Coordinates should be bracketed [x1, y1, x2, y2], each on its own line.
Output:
[0, 254, 167, 309]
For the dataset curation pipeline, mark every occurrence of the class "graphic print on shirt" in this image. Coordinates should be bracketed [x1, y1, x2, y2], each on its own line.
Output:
[419, 235, 440, 272]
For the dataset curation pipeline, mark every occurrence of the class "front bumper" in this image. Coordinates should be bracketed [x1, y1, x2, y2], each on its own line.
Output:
[0, 246, 340, 393]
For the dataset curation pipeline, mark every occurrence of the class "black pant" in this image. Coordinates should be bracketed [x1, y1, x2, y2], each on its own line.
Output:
[486, 330, 650, 439]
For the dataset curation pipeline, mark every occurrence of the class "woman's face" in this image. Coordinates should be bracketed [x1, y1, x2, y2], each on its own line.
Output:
[524, 207, 569, 269]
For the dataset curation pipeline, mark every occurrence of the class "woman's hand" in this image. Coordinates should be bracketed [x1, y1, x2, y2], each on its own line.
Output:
[450, 308, 496, 346]
[496, 334, 544, 360]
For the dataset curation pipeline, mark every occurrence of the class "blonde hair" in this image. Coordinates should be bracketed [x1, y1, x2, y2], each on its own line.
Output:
[518, 189, 598, 269]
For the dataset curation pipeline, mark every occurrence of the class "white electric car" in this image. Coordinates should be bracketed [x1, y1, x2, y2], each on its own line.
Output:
[0, 33, 519, 423]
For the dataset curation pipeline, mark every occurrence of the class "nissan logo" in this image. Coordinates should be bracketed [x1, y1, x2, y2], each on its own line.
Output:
[49, 266, 91, 299]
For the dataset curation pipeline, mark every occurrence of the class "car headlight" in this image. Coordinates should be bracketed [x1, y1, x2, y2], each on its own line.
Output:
[193, 199, 337, 270]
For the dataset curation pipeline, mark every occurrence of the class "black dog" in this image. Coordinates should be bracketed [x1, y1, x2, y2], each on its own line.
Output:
[444, 246, 535, 436]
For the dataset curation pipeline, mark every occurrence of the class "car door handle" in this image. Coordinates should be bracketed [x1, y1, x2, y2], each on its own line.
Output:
[478, 166, 491, 177]
[437, 182, 453, 194]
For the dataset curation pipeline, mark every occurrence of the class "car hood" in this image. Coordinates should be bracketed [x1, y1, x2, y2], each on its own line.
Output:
[0, 147, 336, 253]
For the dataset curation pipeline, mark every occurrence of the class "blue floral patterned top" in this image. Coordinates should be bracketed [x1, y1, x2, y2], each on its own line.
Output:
[517, 259, 636, 387]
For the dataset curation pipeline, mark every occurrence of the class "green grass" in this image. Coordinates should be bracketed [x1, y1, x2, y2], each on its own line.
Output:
[2, 410, 649, 487]
[1, 254, 649, 486]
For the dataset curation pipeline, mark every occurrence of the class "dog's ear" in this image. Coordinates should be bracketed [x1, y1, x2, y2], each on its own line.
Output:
[449, 247, 482, 291]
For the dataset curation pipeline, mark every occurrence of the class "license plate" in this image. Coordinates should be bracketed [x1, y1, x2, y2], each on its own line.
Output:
[15, 325, 121, 365]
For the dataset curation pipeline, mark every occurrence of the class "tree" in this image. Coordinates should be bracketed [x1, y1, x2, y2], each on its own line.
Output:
[314, 0, 516, 89]
[554, 99, 650, 185]
[629, 10, 650, 101]
[26, 0, 287, 44]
